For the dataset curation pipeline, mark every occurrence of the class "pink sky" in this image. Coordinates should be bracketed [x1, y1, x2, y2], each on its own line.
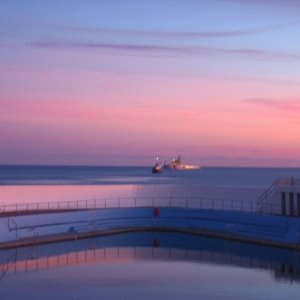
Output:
[1, 1, 300, 166]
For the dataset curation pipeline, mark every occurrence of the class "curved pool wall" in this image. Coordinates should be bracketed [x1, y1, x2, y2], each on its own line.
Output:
[1, 207, 300, 249]
[1, 232, 300, 282]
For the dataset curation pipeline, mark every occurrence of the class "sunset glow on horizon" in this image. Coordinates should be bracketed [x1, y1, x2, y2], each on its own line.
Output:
[1, 0, 300, 167]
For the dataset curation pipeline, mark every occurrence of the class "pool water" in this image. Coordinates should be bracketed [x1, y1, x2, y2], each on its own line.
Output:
[1, 232, 300, 299]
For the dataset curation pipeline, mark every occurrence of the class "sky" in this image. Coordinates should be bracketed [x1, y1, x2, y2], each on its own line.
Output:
[1, 0, 300, 167]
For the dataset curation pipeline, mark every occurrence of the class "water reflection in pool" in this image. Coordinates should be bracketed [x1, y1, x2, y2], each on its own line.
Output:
[1, 232, 300, 299]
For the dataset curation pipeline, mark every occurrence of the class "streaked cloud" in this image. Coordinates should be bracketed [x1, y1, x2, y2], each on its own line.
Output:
[25, 40, 300, 61]
[244, 98, 300, 112]
[0, 42, 20, 49]
[218, 0, 300, 8]
[62, 25, 281, 39]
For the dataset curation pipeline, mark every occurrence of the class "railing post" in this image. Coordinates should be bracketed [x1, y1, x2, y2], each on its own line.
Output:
[281, 192, 286, 216]
[105, 199, 107, 209]
[297, 193, 300, 217]
[15, 221, 18, 239]
[289, 192, 294, 217]
[118, 198, 120, 208]
[86, 200, 88, 210]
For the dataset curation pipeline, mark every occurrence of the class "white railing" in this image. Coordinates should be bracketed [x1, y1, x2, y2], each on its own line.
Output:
[0, 196, 263, 216]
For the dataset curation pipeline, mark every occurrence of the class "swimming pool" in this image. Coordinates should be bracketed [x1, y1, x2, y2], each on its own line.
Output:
[1, 232, 300, 299]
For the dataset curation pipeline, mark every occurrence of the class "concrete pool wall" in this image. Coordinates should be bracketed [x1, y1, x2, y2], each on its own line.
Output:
[1, 207, 300, 250]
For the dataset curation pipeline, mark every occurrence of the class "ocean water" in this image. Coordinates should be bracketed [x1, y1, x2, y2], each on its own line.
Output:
[1, 166, 300, 205]
[1, 165, 300, 186]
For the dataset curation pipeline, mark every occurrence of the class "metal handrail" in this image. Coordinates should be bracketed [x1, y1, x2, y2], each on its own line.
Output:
[256, 177, 300, 211]
[256, 182, 278, 207]
[0, 196, 258, 215]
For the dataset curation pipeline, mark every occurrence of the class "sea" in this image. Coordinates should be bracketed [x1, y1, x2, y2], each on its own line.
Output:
[1, 165, 300, 205]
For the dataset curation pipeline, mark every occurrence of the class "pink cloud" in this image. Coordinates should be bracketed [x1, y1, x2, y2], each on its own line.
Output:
[244, 98, 300, 112]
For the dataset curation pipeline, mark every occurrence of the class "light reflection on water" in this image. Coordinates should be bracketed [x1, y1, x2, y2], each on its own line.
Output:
[0, 184, 264, 205]
[2, 261, 292, 300]
[1, 232, 300, 299]
[2, 166, 300, 205]
[0, 185, 136, 204]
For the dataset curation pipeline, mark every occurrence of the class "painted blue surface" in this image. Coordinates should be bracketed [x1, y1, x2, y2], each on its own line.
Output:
[4, 207, 300, 245]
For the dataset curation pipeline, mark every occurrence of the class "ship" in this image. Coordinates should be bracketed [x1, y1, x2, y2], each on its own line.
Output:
[152, 162, 163, 173]
[163, 155, 200, 170]
[152, 157, 163, 173]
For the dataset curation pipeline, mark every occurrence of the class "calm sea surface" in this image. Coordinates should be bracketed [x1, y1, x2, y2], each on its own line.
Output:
[1, 166, 300, 204]
[1, 165, 300, 186]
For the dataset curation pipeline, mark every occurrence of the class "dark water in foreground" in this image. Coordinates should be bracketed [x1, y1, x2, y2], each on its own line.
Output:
[1, 232, 300, 299]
